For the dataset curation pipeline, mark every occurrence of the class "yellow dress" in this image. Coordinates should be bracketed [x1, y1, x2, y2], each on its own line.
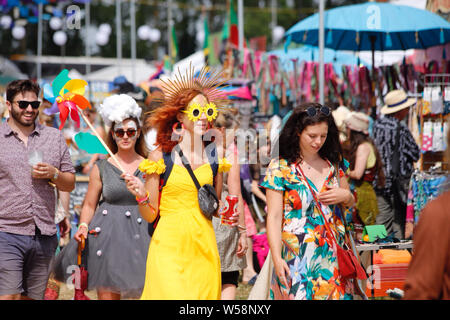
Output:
[140, 162, 222, 300]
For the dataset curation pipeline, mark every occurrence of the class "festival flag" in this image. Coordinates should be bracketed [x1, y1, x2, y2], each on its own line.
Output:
[249, 36, 267, 52]
[203, 16, 210, 65]
[206, 32, 222, 66]
[170, 24, 178, 61]
[163, 55, 172, 72]
[222, 0, 239, 47]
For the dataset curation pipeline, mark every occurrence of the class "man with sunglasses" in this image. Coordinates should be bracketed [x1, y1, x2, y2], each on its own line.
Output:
[0, 79, 75, 300]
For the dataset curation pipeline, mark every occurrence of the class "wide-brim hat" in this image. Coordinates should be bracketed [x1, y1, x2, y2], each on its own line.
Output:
[332, 105, 351, 129]
[344, 111, 370, 135]
[381, 89, 416, 115]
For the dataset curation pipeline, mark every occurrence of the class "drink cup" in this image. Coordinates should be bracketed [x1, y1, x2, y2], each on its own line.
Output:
[29, 150, 43, 178]
[220, 195, 238, 226]
[28, 150, 43, 167]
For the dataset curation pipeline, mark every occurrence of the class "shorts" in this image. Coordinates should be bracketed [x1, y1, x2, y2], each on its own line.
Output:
[221, 271, 239, 287]
[0, 228, 58, 299]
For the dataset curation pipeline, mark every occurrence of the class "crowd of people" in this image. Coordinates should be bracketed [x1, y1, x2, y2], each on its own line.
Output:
[0, 67, 449, 300]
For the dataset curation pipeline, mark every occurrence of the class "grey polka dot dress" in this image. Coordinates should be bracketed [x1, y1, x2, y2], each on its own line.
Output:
[52, 159, 151, 298]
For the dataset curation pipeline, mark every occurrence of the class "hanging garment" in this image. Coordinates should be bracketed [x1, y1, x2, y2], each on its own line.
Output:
[431, 87, 444, 115]
[444, 86, 450, 115]
[432, 121, 444, 152]
[444, 121, 449, 151]
[422, 87, 432, 116]
[421, 120, 433, 152]
[410, 172, 449, 224]
[400, 63, 409, 92]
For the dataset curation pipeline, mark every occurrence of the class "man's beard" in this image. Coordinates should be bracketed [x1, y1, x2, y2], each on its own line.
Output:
[10, 107, 38, 127]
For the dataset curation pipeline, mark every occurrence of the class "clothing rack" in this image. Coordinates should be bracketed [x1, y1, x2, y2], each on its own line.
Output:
[418, 74, 450, 171]
[424, 73, 450, 86]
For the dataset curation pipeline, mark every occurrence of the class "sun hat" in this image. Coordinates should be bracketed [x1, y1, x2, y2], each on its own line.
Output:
[344, 111, 370, 135]
[332, 105, 351, 130]
[380, 89, 416, 115]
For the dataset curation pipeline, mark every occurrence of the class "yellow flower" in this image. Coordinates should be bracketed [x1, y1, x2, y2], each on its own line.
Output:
[218, 157, 232, 173]
[138, 158, 166, 175]
[205, 103, 218, 122]
[183, 102, 218, 122]
[184, 103, 203, 122]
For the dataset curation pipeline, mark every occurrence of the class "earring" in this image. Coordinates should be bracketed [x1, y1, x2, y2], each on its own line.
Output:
[172, 122, 185, 136]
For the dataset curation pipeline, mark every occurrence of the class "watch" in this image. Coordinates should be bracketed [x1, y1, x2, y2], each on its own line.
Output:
[52, 168, 59, 181]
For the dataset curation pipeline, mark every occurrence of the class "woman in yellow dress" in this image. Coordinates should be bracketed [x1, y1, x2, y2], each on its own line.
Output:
[123, 68, 234, 299]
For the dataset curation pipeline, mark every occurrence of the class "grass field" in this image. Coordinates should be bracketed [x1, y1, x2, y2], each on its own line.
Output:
[55, 274, 254, 300]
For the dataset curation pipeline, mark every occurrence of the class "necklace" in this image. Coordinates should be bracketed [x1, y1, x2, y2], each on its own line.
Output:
[301, 160, 312, 170]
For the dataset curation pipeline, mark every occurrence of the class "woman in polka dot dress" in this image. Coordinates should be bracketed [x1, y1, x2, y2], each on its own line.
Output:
[52, 95, 151, 300]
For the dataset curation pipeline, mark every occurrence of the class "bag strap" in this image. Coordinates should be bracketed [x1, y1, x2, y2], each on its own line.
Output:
[159, 151, 175, 191]
[296, 163, 339, 247]
[392, 122, 402, 177]
[332, 164, 353, 246]
[205, 142, 219, 178]
[333, 163, 349, 227]
[174, 144, 202, 190]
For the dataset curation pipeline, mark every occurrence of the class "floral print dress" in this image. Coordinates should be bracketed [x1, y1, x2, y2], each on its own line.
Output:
[261, 158, 354, 300]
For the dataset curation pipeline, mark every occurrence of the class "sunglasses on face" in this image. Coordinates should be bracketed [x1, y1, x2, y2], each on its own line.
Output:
[14, 100, 41, 109]
[183, 103, 218, 122]
[114, 128, 137, 138]
[304, 106, 331, 117]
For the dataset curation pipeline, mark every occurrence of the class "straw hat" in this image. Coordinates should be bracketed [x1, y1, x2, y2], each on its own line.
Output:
[332, 105, 351, 130]
[380, 89, 416, 115]
[344, 111, 370, 135]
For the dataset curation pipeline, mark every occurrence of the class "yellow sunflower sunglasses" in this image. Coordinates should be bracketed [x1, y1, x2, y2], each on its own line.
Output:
[183, 103, 218, 122]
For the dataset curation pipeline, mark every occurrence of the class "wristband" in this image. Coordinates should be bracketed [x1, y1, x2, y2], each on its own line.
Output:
[136, 191, 149, 204]
[79, 222, 89, 230]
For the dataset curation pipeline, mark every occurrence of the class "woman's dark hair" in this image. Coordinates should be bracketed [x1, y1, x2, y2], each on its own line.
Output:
[105, 117, 147, 158]
[274, 102, 343, 165]
[343, 130, 385, 187]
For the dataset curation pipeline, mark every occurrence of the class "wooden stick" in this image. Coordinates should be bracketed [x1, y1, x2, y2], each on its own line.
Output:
[77, 106, 126, 173]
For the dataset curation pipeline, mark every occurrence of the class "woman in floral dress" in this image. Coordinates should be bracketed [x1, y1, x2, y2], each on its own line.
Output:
[263, 103, 356, 300]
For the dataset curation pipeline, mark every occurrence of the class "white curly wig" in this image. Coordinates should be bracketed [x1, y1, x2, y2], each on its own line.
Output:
[97, 94, 142, 127]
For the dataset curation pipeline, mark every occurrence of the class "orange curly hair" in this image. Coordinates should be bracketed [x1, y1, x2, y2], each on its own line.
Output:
[147, 88, 208, 153]
[146, 66, 229, 154]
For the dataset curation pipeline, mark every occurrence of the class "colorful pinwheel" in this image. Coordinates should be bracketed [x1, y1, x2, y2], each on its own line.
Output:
[43, 69, 91, 130]
[44, 69, 125, 173]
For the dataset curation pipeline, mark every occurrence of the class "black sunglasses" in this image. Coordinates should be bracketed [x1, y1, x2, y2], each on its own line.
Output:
[114, 128, 137, 138]
[15, 100, 41, 109]
[304, 106, 331, 117]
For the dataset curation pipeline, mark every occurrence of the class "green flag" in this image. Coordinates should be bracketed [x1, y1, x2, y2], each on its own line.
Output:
[170, 25, 178, 61]
[203, 16, 210, 65]
[163, 55, 172, 71]
[207, 32, 222, 66]
[222, 0, 238, 46]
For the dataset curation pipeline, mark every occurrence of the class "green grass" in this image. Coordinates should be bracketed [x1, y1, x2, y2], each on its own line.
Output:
[55, 272, 254, 300]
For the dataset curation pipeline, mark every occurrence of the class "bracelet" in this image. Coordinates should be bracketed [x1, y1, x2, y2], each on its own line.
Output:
[237, 225, 247, 230]
[79, 222, 89, 230]
[136, 191, 149, 204]
[147, 202, 157, 214]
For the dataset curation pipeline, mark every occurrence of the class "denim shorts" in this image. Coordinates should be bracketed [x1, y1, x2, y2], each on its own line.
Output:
[0, 229, 58, 299]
